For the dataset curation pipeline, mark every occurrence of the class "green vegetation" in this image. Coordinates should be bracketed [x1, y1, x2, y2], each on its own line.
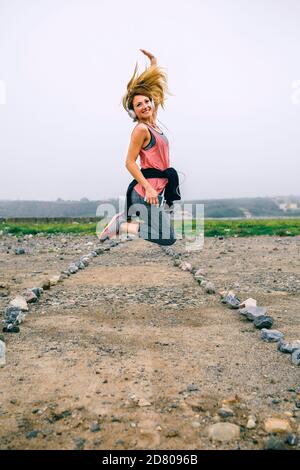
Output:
[201, 219, 300, 237]
[0, 219, 98, 236]
[1, 218, 300, 237]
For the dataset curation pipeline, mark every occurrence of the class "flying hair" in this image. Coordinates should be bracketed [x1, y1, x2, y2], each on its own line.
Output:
[122, 62, 173, 115]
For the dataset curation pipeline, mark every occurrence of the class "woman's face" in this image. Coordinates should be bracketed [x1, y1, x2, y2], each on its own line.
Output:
[132, 95, 152, 121]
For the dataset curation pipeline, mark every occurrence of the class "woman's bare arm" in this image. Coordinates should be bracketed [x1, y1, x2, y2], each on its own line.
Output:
[139, 49, 158, 117]
[140, 49, 157, 66]
[125, 126, 159, 206]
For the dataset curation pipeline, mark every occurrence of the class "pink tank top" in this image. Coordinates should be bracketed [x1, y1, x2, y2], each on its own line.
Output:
[134, 123, 170, 198]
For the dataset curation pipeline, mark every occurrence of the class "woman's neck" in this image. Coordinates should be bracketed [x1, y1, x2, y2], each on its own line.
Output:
[138, 118, 157, 127]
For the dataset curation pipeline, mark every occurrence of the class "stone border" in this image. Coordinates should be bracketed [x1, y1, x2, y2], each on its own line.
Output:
[0, 235, 134, 367]
[160, 245, 300, 368]
[2, 236, 299, 369]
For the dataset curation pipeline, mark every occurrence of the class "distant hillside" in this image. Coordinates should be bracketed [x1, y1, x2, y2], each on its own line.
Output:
[187, 196, 300, 218]
[0, 199, 117, 218]
[0, 196, 299, 219]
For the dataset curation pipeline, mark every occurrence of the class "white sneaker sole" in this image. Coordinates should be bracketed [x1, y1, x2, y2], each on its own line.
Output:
[97, 212, 124, 242]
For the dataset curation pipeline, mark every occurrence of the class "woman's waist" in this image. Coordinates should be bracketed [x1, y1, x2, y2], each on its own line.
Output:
[134, 178, 168, 195]
[140, 164, 169, 172]
[139, 167, 170, 181]
[136, 177, 168, 185]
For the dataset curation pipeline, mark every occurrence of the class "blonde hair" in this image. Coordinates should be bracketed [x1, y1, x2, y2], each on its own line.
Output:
[122, 62, 172, 117]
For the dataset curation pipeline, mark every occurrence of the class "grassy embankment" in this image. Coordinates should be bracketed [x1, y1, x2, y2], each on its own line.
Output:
[1, 218, 300, 237]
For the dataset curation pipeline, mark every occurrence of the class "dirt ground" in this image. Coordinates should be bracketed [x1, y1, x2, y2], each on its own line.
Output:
[0, 233, 300, 450]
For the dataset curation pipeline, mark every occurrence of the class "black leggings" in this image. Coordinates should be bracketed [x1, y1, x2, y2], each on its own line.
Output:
[129, 189, 176, 246]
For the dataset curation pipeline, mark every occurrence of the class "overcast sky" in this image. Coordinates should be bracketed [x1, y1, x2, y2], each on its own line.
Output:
[0, 0, 300, 201]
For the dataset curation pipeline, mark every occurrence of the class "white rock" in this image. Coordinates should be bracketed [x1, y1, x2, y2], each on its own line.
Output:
[23, 290, 38, 303]
[239, 298, 257, 309]
[49, 275, 62, 286]
[194, 268, 206, 277]
[208, 422, 240, 442]
[205, 282, 216, 294]
[191, 420, 201, 428]
[219, 290, 236, 299]
[180, 261, 193, 272]
[68, 264, 78, 274]
[128, 393, 138, 403]
[264, 418, 292, 434]
[246, 416, 256, 429]
[9, 295, 28, 311]
[0, 340, 6, 368]
[138, 398, 152, 407]
[15, 312, 26, 324]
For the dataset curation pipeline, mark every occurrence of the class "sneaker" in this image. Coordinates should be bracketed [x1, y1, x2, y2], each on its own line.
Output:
[97, 211, 125, 242]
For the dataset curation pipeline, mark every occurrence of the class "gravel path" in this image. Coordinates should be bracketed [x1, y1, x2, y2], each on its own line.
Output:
[0, 234, 300, 450]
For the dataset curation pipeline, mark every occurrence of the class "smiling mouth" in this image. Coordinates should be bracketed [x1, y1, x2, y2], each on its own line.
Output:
[142, 109, 150, 113]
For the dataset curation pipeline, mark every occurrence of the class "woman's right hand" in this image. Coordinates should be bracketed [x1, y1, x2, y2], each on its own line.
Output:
[144, 185, 159, 206]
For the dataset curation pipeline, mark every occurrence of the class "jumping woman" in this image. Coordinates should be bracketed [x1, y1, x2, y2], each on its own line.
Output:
[98, 49, 181, 246]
